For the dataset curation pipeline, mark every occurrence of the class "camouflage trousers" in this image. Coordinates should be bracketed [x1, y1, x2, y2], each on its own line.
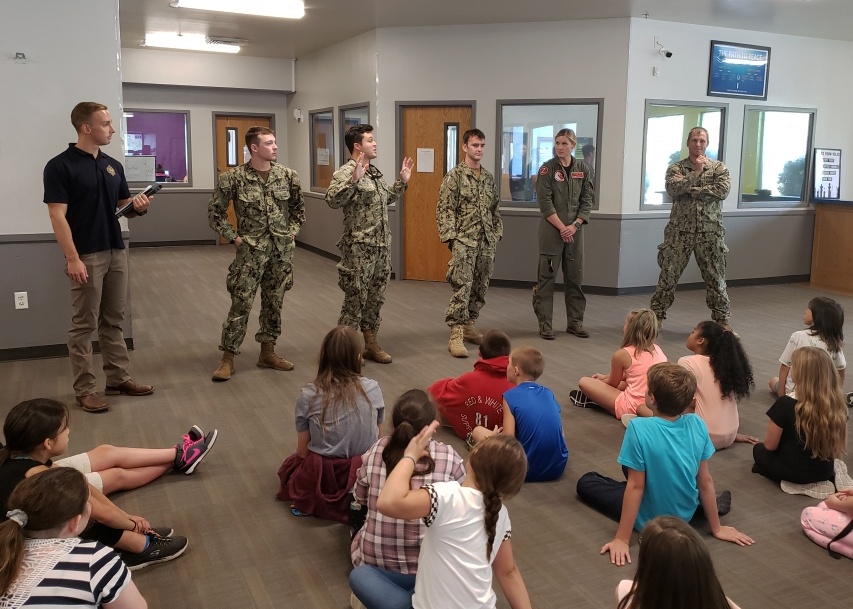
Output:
[220, 238, 294, 354]
[532, 231, 585, 333]
[445, 240, 496, 327]
[337, 242, 390, 332]
[650, 227, 729, 322]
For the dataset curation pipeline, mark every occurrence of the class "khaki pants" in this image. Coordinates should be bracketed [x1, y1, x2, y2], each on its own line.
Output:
[68, 249, 131, 396]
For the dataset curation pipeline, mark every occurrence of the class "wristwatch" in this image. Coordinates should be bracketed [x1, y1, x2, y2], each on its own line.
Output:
[573, 221, 583, 230]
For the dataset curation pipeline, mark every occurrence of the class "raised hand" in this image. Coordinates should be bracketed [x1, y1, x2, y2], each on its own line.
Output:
[352, 152, 366, 182]
[400, 157, 414, 183]
[404, 420, 440, 462]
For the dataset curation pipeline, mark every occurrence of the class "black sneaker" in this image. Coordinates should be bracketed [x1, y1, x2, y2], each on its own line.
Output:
[716, 490, 732, 516]
[122, 535, 188, 571]
[188, 425, 204, 442]
[570, 389, 593, 408]
[846, 392, 853, 408]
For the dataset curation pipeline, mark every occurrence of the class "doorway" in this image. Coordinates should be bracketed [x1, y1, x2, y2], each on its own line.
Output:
[212, 114, 273, 244]
[399, 104, 473, 280]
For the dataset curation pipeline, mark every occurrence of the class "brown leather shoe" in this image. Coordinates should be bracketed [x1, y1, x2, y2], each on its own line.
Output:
[76, 393, 109, 413]
[566, 325, 590, 338]
[105, 380, 155, 396]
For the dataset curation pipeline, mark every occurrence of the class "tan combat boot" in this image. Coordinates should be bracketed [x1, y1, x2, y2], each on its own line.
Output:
[363, 329, 392, 364]
[212, 351, 235, 382]
[462, 320, 483, 345]
[448, 325, 469, 358]
[257, 342, 294, 371]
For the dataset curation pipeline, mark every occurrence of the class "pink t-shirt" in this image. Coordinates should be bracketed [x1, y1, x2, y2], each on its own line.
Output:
[614, 345, 667, 418]
[679, 354, 739, 449]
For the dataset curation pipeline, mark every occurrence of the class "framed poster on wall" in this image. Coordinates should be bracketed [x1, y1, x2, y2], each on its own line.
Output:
[707, 40, 770, 100]
[812, 148, 841, 201]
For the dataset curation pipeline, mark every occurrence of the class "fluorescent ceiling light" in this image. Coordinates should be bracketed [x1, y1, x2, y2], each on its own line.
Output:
[170, 0, 305, 19]
[143, 32, 241, 54]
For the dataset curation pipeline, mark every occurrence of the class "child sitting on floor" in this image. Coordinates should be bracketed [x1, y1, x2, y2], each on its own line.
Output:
[471, 347, 567, 482]
[428, 329, 513, 440]
[572, 308, 666, 426]
[753, 346, 847, 489]
[616, 516, 742, 608]
[577, 363, 753, 566]
[801, 489, 853, 560]
[770, 296, 845, 398]
[277, 326, 385, 523]
[679, 321, 756, 449]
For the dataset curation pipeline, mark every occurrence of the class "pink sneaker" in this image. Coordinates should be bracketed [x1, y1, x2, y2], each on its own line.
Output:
[175, 430, 218, 474]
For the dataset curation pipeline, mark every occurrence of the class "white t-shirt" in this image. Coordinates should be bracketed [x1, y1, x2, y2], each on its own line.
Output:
[779, 330, 846, 394]
[413, 481, 511, 609]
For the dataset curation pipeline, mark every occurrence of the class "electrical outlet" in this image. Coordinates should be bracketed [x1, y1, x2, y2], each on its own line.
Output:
[14, 292, 28, 310]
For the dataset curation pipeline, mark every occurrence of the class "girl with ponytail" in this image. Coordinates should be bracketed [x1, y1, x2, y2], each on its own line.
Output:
[349, 390, 464, 609]
[377, 423, 531, 609]
[679, 321, 756, 449]
[0, 467, 146, 608]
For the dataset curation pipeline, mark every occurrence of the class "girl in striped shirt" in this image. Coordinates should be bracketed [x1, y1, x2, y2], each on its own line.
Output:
[0, 467, 146, 608]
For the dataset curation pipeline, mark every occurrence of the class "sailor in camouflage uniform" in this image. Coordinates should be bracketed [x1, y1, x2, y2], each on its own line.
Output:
[208, 126, 305, 381]
[650, 127, 732, 327]
[437, 128, 502, 358]
[326, 124, 413, 364]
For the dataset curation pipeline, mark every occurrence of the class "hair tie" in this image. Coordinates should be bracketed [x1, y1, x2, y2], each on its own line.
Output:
[6, 509, 27, 528]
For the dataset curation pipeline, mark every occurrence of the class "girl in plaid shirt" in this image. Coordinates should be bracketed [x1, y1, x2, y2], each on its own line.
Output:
[349, 390, 465, 609]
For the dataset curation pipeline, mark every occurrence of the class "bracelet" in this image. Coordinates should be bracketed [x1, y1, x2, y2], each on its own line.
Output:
[401, 455, 417, 467]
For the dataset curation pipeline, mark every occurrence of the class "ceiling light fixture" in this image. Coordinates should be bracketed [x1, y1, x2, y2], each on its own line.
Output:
[169, 0, 305, 19]
[143, 32, 241, 54]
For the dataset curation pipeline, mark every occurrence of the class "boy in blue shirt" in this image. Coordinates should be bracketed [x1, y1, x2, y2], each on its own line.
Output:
[472, 346, 568, 481]
[577, 363, 753, 565]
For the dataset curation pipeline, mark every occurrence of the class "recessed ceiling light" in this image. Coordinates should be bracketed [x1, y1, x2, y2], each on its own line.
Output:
[143, 32, 241, 54]
[169, 0, 305, 19]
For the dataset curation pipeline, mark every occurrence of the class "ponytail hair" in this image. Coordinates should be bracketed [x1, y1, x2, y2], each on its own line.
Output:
[468, 435, 527, 561]
[696, 321, 754, 401]
[1, 399, 69, 467]
[382, 390, 437, 475]
[0, 467, 89, 596]
[807, 296, 844, 355]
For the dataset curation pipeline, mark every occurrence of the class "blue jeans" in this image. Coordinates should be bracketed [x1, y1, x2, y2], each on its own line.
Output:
[349, 565, 415, 609]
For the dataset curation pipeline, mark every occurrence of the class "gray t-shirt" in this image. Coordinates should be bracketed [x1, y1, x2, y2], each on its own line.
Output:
[295, 377, 384, 458]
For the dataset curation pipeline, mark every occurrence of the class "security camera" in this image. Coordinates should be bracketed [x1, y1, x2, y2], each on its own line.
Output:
[659, 47, 673, 58]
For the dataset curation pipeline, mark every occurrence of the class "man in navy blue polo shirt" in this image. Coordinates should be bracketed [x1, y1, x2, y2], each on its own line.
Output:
[44, 102, 155, 413]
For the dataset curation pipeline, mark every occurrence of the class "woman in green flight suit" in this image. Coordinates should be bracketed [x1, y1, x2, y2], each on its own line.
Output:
[532, 128, 595, 340]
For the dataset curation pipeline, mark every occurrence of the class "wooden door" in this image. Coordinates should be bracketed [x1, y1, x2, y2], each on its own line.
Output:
[213, 115, 272, 244]
[401, 106, 472, 280]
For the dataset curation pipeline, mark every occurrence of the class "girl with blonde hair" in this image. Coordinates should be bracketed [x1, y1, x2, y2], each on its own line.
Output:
[753, 346, 847, 485]
[572, 309, 666, 424]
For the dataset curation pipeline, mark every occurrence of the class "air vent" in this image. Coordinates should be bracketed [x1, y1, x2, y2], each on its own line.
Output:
[205, 37, 247, 48]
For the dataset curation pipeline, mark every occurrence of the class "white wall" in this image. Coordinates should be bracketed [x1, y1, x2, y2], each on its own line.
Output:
[375, 20, 632, 215]
[624, 18, 853, 213]
[123, 84, 289, 190]
[122, 48, 295, 92]
[0, 0, 124, 235]
[285, 30, 378, 189]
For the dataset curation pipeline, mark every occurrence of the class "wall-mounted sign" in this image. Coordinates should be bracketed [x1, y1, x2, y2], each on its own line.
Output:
[707, 40, 770, 100]
[812, 148, 841, 201]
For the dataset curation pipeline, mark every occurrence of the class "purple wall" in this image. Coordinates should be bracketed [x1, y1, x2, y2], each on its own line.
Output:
[126, 112, 188, 181]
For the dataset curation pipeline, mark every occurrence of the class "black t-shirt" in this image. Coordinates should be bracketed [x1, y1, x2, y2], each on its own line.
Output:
[766, 396, 834, 482]
[0, 457, 49, 518]
[43, 144, 130, 255]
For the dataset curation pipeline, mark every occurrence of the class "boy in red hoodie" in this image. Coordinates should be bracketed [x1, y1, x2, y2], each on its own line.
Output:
[428, 330, 513, 440]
